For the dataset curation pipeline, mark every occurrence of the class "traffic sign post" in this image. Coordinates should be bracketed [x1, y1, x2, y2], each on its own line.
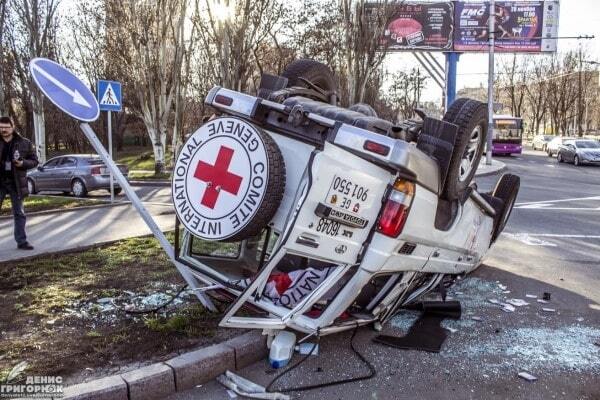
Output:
[29, 58, 216, 312]
[97, 80, 122, 203]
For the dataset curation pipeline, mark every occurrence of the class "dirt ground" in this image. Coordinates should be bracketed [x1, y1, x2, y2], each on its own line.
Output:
[0, 234, 236, 385]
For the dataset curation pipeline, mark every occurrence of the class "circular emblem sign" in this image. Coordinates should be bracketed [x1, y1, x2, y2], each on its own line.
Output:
[172, 117, 271, 241]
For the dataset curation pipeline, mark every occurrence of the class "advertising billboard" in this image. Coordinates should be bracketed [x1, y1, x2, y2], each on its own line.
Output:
[453, 1, 560, 52]
[380, 2, 454, 51]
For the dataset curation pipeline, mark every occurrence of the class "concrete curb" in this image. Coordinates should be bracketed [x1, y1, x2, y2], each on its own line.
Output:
[62, 331, 268, 400]
[129, 180, 170, 187]
[0, 201, 130, 221]
[475, 160, 507, 177]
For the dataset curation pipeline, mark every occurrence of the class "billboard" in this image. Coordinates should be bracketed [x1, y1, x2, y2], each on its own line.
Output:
[381, 2, 454, 51]
[453, 1, 560, 52]
[374, 1, 560, 53]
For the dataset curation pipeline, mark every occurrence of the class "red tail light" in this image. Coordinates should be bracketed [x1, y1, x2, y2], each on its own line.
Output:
[91, 166, 102, 175]
[377, 179, 415, 238]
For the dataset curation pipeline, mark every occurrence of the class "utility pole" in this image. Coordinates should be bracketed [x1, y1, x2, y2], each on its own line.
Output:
[486, 0, 495, 165]
[577, 46, 583, 136]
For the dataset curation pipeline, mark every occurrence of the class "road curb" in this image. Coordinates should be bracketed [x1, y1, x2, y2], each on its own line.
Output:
[129, 180, 170, 187]
[61, 331, 267, 400]
[0, 201, 130, 221]
[475, 160, 507, 177]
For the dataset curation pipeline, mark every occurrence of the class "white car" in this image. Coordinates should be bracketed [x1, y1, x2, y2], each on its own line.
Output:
[546, 136, 564, 157]
[531, 135, 554, 152]
[172, 60, 520, 338]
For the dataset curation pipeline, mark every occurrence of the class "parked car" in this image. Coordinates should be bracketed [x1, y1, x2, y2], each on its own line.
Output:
[557, 140, 600, 166]
[172, 59, 521, 338]
[27, 155, 129, 197]
[546, 136, 564, 157]
[532, 135, 554, 151]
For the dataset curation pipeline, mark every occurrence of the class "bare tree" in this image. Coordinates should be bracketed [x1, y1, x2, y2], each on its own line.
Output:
[340, 0, 393, 106]
[110, 0, 187, 174]
[384, 68, 427, 121]
[0, 1, 9, 116]
[8, 0, 60, 162]
[497, 54, 528, 118]
[193, 0, 284, 94]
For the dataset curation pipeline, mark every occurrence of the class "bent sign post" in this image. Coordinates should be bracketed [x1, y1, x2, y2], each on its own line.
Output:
[29, 58, 216, 311]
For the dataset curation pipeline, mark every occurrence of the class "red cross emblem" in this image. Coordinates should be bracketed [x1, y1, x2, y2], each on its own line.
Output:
[194, 146, 243, 209]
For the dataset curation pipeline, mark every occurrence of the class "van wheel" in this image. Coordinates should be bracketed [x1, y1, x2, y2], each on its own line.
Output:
[490, 174, 520, 243]
[282, 59, 337, 94]
[442, 99, 487, 201]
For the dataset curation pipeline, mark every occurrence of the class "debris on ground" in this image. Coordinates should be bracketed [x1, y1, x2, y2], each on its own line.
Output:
[543, 292, 552, 301]
[296, 343, 319, 355]
[506, 299, 529, 307]
[525, 294, 537, 299]
[537, 299, 549, 304]
[518, 371, 538, 382]
[542, 308, 556, 313]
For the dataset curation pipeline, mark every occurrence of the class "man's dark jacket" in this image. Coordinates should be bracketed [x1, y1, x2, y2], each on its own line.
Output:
[0, 133, 39, 198]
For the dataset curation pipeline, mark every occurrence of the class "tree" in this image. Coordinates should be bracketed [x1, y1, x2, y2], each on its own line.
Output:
[340, 0, 394, 106]
[110, 0, 188, 174]
[8, 0, 60, 162]
[384, 68, 427, 121]
[0, 1, 9, 116]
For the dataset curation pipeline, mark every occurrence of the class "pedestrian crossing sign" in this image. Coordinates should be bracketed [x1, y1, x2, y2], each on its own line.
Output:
[97, 80, 122, 112]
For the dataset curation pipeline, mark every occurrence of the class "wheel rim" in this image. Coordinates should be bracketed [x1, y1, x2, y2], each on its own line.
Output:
[558, 154, 562, 162]
[575, 156, 579, 166]
[73, 181, 83, 196]
[459, 124, 482, 182]
[27, 180, 34, 193]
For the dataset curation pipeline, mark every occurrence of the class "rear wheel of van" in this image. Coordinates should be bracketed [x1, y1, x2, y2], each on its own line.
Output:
[490, 174, 520, 243]
[442, 99, 487, 202]
[282, 59, 337, 94]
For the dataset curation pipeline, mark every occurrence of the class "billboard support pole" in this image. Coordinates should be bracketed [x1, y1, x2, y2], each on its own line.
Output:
[445, 52, 460, 111]
[486, 0, 496, 166]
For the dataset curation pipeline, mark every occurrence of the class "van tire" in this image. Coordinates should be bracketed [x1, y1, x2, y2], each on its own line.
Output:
[441, 99, 488, 201]
[282, 59, 337, 93]
[490, 174, 520, 243]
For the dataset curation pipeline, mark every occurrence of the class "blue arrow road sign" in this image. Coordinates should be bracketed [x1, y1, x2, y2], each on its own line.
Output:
[29, 58, 99, 122]
[97, 80, 122, 112]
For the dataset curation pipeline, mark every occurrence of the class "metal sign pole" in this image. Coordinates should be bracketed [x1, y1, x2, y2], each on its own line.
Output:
[79, 122, 216, 311]
[108, 110, 114, 203]
[486, 0, 496, 165]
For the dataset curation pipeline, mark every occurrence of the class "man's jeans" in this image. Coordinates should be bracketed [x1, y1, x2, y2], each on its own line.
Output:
[0, 183, 27, 245]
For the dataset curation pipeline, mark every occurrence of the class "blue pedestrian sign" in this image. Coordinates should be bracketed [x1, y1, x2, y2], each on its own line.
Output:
[97, 80, 122, 112]
[29, 58, 99, 122]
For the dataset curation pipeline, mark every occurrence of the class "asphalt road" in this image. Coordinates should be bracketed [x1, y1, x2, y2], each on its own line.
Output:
[166, 149, 600, 400]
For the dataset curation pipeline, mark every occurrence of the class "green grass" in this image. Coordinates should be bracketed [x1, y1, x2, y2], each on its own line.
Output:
[116, 147, 173, 171]
[128, 171, 172, 180]
[144, 304, 216, 337]
[0, 195, 102, 216]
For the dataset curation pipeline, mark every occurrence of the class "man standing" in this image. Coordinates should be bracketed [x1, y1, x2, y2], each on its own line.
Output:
[0, 116, 38, 250]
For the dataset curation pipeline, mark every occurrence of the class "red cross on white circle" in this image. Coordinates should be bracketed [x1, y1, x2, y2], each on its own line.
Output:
[193, 146, 243, 209]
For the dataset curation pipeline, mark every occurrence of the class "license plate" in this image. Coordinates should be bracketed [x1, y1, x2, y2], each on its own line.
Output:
[315, 203, 368, 229]
[325, 175, 370, 214]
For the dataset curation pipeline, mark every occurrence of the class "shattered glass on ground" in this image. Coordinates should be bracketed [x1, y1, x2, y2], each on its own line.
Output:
[388, 276, 600, 374]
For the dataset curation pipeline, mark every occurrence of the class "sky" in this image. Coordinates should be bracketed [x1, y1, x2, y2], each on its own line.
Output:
[384, 0, 600, 103]
[58, 0, 599, 105]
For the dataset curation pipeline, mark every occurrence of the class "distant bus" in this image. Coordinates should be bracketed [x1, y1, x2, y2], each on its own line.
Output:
[492, 115, 523, 155]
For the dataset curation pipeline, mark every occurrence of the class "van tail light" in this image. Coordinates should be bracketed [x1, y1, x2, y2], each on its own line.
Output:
[377, 179, 415, 238]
